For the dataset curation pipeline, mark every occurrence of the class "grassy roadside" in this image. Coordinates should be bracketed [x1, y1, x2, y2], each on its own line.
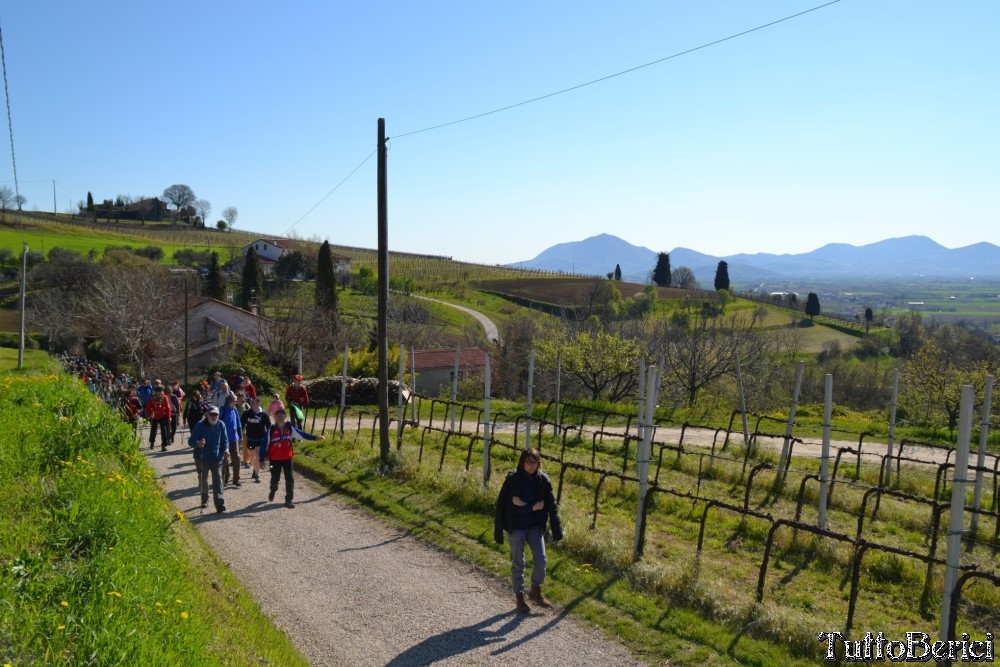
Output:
[0, 375, 308, 667]
[293, 435, 818, 666]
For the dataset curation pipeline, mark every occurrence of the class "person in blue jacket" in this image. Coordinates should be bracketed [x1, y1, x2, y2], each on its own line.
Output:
[219, 394, 244, 488]
[188, 405, 230, 513]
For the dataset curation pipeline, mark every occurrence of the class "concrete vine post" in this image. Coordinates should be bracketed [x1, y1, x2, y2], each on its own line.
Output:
[885, 368, 899, 486]
[396, 348, 405, 449]
[776, 361, 805, 487]
[525, 348, 535, 450]
[633, 363, 659, 562]
[339, 344, 348, 436]
[735, 352, 750, 448]
[971, 376, 994, 533]
[940, 385, 974, 643]
[483, 353, 492, 485]
[818, 373, 832, 530]
[450, 346, 460, 431]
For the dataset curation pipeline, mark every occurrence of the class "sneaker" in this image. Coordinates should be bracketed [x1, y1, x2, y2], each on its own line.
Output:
[200, 502, 208, 509]
[216, 506, 226, 514]
[149, 443, 154, 450]
[268, 490, 275, 502]
[284, 501, 294, 508]
[252, 473, 260, 483]
[233, 480, 242, 488]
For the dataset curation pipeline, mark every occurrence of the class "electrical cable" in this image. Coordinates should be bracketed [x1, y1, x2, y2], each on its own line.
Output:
[392, 0, 844, 140]
[284, 149, 376, 235]
[0, 20, 20, 216]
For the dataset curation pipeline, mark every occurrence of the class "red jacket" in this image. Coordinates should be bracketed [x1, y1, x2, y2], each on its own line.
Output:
[264, 422, 321, 461]
[285, 383, 309, 407]
[145, 393, 172, 420]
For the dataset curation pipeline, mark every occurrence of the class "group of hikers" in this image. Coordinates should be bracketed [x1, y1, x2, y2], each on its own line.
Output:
[61, 355, 564, 614]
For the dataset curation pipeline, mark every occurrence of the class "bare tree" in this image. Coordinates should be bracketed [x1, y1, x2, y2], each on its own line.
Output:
[650, 303, 772, 407]
[0, 185, 13, 222]
[222, 206, 238, 232]
[670, 266, 699, 290]
[81, 264, 184, 378]
[29, 287, 87, 353]
[195, 199, 212, 228]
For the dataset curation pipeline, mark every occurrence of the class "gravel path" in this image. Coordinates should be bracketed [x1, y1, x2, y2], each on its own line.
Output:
[412, 295, 501, 345]
[144, 434, 643, 667]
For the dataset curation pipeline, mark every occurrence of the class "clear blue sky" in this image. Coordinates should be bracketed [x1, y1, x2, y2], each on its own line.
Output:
[1, 1, 997, 264]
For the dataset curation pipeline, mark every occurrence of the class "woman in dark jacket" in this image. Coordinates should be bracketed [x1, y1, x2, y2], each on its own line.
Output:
[494, 448, 563, 614]
[184, 390, 207, 432]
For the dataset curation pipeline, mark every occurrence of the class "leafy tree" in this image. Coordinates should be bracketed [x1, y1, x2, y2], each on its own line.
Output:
[354, 266, 377, 295]
[204, 252, 225, 300]
[216, 220, 227, 231]
[222, 206, 238, 232]
[805, 292, 821, 320]
[274, 250, 307, 289]
[162, 184, 196, 219]
[241, 247, 264, 313]
[651, 252, 671, 287]
[614, 264, 622, 281]
[714, 260, 730, 291]
[173, 249, 212, 267]
[864, 306, 874, 333]
[133, 246, 164, 261]
[671, 266, 699, 290]
[86, 191, 94, 211]
[537, 328, 641, 402]
[900, 337, 990, 433]
[315, 241, 339, 312]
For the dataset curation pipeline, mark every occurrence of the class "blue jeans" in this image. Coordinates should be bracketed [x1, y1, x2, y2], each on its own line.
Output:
[507, 526, 546, 595]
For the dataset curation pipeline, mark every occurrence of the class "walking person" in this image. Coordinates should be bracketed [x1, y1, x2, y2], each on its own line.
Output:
[494, 448, 564, 614]
[145, 383, 173, 451]
[184, 390, 208, 432]
[219, 394, 244, 488]
[285, 374, 310, 429]
[188, 405, 229, 513]
[265, 407, 323, 508]
[209, 381, 235, 410]
[166, 385, 181, 445]
[241, 396, 271, 483]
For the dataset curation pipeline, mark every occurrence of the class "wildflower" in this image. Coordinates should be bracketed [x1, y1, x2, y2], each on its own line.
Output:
[175, 511, 186, 522]
[107, 591, 122, 598]
[180, 611, 189, 620]
[154, 602, 163, 607]
[175, 599, 183, 604]
[60, 600, 69, 607]
[57, 625, 66, 630]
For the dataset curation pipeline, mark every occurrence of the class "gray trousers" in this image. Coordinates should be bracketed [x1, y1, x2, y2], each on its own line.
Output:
[194, 458, 225, 510]
[508, 526, 547, 595]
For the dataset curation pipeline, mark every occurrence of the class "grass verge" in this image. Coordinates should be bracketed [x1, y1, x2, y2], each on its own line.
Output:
[0, 374, 308, 666]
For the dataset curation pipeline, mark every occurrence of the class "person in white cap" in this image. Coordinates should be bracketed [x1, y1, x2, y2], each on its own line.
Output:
[188, 405, 230, 513]
[264, 407, 322, 508]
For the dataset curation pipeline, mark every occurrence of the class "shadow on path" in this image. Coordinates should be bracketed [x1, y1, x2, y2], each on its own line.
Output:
[386, 612, 524, 667]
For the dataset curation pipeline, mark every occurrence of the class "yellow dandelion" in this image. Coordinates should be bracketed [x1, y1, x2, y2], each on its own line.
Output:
[175, 599, 183, 604]
[107, 591, 122, 598]
[60, 600, 69, 607]
[57, 625, 66, 630]
[175, 511, 186, 522]
[154, 602, 163, 607]
[180, 611, 189, 620]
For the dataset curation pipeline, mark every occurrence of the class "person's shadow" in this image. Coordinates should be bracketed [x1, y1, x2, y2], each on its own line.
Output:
[385, 612, 525, 666]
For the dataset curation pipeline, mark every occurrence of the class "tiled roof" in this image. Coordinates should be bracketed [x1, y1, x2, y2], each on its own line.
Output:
[410, 347, 487, 371]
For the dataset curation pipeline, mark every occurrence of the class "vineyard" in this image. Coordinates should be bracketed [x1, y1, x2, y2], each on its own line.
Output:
[295, 390, 1000, 662]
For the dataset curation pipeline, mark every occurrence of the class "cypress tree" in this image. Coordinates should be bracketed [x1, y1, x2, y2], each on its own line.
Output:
[204, 252, 225, 301]
[242, 246, 265, 313]
[805, 292, 821, 321]
[651, 252, 671, 287]
[315, 241, 338, 312]
[714, 260, 730, 291]
[614, 263, 622, 281]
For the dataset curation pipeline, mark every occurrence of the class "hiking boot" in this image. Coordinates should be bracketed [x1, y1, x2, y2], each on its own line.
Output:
[200, 502, 208, 509]
[216, 506, 226, 514]
[515, 594, 531, 614]
[233, 480, 242, 488]
[252, 472, 260, 483]
[284, 501, 295, 508]
[268, 490, 276, 502]
[528, 585, 551, 608]
[149, 443, 154, 450]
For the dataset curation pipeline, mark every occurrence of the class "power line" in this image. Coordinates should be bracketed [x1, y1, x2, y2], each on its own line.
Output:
[284, 149, 376, 235]
[0, 20, 19, 207]
[393, 0, 843, 140]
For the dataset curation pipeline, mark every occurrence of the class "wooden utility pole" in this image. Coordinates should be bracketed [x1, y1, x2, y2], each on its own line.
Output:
[377, 119, 390, 465]
[17, 243, 27, 370]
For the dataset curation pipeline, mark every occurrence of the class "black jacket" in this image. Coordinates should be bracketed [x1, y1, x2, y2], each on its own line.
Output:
[494, 469, 563, 544]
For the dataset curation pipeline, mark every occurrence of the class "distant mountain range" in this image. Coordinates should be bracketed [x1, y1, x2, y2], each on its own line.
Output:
[509, 234, 1000, 286]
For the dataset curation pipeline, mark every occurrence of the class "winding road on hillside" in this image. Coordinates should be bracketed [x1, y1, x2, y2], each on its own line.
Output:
[412, 295, 501, 345]
[144, 430, 641, 667]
